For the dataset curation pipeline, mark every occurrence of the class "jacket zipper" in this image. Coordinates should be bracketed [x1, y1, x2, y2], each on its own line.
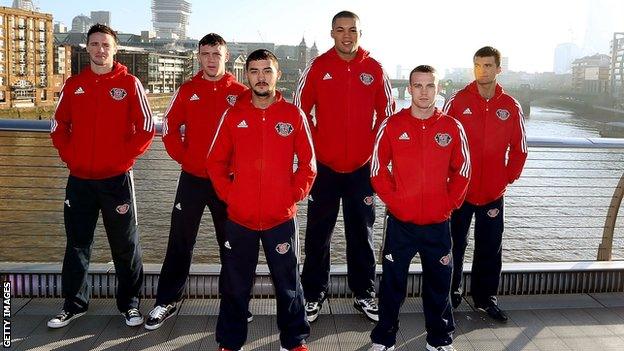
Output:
[345, 64, 351, 166]
[419, 120, 425, 224]
[259, 109, 266, 229]
[89, 79, 100, 177]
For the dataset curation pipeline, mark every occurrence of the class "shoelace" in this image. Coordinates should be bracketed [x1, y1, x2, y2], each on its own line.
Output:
[127, 308, 141, 318]
[305, 302, 318, 311]
[360, 298, 378, 309]
[149, 305, 168, 319]
[55, 310, 70, 320]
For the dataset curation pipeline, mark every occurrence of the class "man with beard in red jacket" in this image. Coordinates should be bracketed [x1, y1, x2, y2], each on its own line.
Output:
[144, 33, 247, 331]
[49, 24, 154, 329]
[295, 10, 395, 323]
[207, 49, 315, 351]
[369, 65, 469, 351]
[443, 46, 528, 322]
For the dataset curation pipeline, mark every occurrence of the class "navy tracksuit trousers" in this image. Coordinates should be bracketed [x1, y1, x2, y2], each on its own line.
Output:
[450, 197, 505, 307]
[216, 219, 310, 350]
[155, 170, 227, 306]
[61, 171, 143, 314]
[301, 162, 376, 301]
[371, 215, 454, 348]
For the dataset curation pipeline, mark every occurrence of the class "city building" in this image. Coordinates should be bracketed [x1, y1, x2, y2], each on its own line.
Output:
[610, 32, 624, 107]
[53, 21, 67, 33]
[554, 42, 583, 74]
[571, 54, 611, 95]
[90, 11, 110, 26]
[71, 46, 193, 93]
[11, 0, 36, 11]
[501, 56, 509, 73]
[151, 0, 191, 40]
[70, 14, 91, 33]
[0, 6, 59, 108]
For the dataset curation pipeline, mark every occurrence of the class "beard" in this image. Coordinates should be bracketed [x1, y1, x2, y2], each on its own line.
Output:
[252, 85, 273, 97]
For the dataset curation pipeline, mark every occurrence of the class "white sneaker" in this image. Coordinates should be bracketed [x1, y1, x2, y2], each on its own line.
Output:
[354, 297, 379, 322]
[305, 293, 327, 323]
[368, 343, 395, 351]
[123, 308, 144, 327]
[426, 343, 457, 351]
[47, 310, 86, 328]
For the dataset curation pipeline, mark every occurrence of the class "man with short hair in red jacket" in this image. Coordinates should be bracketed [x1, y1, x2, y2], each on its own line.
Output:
[207, 49, 315, 351]
[145, 33, 247, 331]
[295, 10, 395, 323]
[443, 46, 528, 322]
[49, 24, 154, 329]
[369, 65, 469, 351]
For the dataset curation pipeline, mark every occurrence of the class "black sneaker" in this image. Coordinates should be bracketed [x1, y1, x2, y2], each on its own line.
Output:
[47, 309, 86, 329]
[451, 293, 462, 309]
[354, 297, 379, 322]
[247, 310, 254, 323]
[145, 304, 177, 330]
[123, 308, 144, 326]
[476, 304, 508, 322]
[305, 293, 327, 323]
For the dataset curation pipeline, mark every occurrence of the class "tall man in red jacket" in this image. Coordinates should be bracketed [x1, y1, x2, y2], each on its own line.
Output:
[207, 49, 315, 351]
[295, 10, 395, 322]
[369, 65, 469, 351]
[49, 24, 154, 329]
[443, 46, 528, 322]
[144, 33, 247, 330]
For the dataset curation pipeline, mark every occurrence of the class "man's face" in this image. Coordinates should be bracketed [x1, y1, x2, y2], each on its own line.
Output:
[87, 32, 117, 67]
[199, 44, 228, 80]
[330, 17, 361, 57]
[473, 56, 501, 85]
[246, 59, 281, 97]
[409, 71, 439, 110]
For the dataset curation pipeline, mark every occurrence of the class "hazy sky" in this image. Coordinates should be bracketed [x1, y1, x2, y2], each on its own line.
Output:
[16, 0, 624, 75]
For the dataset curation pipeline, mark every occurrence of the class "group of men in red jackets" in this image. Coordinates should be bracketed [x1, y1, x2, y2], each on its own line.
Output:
[48, 9, 526, 351]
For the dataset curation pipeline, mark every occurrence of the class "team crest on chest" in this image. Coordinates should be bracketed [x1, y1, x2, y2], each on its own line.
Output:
[360, 73, 374, 86]
[110, 88, 127, 101]
[435, 133, 452, 147]
[226, 94, 237, 106]
[496, 109, 510, 120]
[275, 122, 293, 137]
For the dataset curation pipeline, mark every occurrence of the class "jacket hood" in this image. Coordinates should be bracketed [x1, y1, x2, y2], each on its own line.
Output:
[83, 62, 128, 81]
[327, 46, 369, 64]
[190, 71, 239, 87]
[235, 89, 284, 110]
[466, 80, 504, 100]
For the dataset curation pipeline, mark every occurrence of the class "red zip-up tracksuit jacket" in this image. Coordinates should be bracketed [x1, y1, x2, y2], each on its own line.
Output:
[294, 47, 395, 173]
[162, 71, 247, 178]
[51, 62, 155, 179]
[207, 91, 317, 231]
[371, 108, 471, 225]
[443, 81, 527, 205]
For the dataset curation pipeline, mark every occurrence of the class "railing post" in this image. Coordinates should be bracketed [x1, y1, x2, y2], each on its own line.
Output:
[598, 171, 624, 260]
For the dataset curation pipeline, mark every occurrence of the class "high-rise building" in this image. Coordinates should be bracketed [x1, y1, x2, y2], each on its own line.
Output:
[553, 42, 583, 74]
[0, 6, 58, 107]
[501, 57, 509, 73]
[11, 0, 36, 11]
[610, 32, 624, 106]
[53, 21, 67, 33]
[90, 11, 110, 26]
[70, 14, 91, 33]
[151, 0, 191, 40]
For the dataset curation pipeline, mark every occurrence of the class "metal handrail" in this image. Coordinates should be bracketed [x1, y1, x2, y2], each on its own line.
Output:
[1, 118, 624, 262]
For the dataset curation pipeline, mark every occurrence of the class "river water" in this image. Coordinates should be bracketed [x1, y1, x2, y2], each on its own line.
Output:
[1, 102, 623, 263]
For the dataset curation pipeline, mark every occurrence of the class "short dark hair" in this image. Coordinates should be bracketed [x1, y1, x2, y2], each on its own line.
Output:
[409, 65, 437, 83]
[198, 33, 226, 48]
[474, 46, 501, 67]
[87, 24, 118, 44]
[245, 49, 279, 70]
[332, 10, 359, 27]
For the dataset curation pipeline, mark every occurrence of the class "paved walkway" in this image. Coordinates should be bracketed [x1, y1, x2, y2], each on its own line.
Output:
[7, 293, 624, 350]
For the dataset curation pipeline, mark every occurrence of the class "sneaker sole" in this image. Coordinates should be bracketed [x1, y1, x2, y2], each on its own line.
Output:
[47, 311, 86, 329]
[476, 307, 508, 322]
[353, 302, 379, 322]
[306, 311, 320, 323]
[125, 315, 145, 327]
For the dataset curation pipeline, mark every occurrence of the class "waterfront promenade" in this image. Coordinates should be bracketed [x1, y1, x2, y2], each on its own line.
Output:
[8, 293, 624, 350]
